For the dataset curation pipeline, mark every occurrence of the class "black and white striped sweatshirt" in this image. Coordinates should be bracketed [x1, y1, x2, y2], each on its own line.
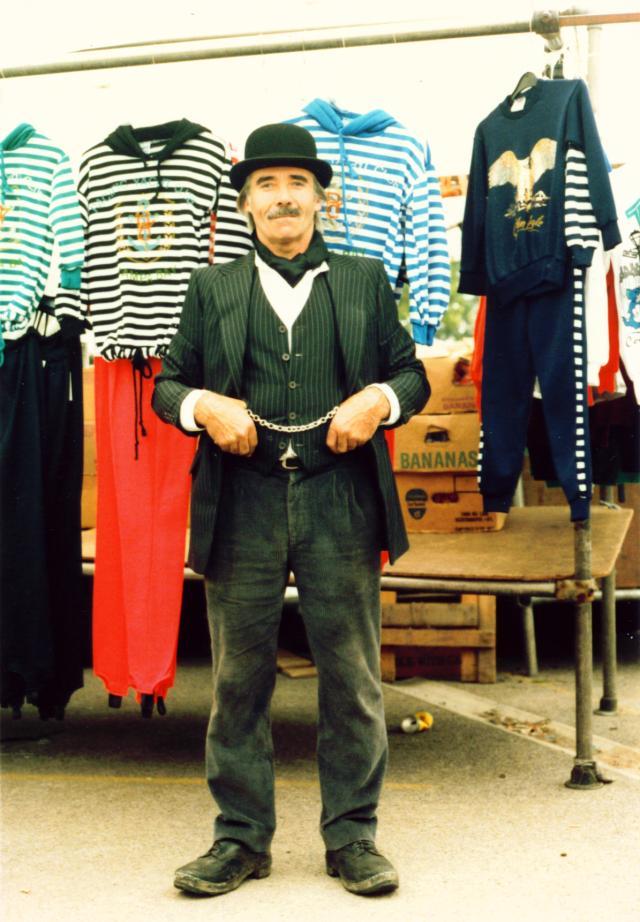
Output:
[78, 119, 252, 360]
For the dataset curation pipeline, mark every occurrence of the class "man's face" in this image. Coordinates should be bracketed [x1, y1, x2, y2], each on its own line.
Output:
[243, 166, 321, 255]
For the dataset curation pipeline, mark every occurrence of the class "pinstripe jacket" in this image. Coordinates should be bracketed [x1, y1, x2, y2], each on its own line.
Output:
[152, 251, 430, 573]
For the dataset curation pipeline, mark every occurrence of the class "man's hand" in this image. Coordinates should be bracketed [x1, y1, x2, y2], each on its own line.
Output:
[326, 387, 391, 454]
[194, 391, 258, 456]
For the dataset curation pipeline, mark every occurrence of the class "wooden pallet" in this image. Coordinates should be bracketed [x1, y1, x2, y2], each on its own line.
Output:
[380, 593, 496, 683]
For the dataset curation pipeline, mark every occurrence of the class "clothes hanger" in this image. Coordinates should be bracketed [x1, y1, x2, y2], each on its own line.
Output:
[509, 71, 538, 105]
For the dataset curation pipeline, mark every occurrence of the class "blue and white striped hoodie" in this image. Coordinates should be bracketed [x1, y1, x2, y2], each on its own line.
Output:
[287, 100, 450, 345]
[0, 124, 84, 363]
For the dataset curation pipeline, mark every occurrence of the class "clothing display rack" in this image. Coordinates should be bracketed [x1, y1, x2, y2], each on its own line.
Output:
[3, 8, 638, 788]
[2, 10, 639, 78]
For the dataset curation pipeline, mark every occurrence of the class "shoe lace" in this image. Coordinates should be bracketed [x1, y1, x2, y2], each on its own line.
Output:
[346, 840, 378, 857]
[204, 842, 225, 858]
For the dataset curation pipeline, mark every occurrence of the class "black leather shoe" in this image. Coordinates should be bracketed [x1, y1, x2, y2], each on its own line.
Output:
[326, 840, 399, 895]
[174, 839, 271, 896]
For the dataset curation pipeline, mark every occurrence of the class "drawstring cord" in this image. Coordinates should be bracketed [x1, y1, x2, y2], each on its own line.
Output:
[336, 131, 357, 250]
[132, 350, 153, 459]
[141, 157, 164, 204]
[150, 160, 164, 204]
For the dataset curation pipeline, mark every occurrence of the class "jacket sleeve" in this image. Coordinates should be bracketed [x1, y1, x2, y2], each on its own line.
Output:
[566, 80, 621, 252]
[459, 125, 488, 295]
[375, 262, 430, 422]
[152, 268, 206, 434]
[404, 146, 451, 346]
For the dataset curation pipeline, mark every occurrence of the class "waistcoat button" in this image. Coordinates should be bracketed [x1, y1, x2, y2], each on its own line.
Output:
[282, 353, 290, 362]
[288, 381, 297, 389]
[288, 412, 297, 420]
[278, 324, 286, 333]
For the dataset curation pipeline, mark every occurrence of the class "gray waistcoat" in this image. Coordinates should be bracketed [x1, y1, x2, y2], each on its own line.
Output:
[241, 272, 347, 473]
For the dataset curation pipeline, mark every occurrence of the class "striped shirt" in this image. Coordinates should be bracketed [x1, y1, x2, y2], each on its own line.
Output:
[78, 125, 252, 360]
[287, 103, 450, 344]
[0, 125, 84, 340]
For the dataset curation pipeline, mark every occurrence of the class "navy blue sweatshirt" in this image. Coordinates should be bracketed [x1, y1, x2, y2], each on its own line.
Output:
[459, 79, 621, 304]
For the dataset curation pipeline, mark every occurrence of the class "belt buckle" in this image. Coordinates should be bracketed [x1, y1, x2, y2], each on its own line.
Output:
[280, 456, 300, 471]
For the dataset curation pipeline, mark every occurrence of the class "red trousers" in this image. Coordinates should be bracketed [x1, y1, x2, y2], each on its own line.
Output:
[92, 357, 195, 700]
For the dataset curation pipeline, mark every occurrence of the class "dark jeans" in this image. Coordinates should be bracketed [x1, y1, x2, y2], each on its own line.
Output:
[204, 456, 387, 852]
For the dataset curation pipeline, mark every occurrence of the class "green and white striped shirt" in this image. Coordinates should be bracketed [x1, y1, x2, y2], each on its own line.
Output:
[0, 123, 84, 343]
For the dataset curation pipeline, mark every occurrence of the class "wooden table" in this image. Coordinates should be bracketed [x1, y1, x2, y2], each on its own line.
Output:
[382, 505, 634, 788]
[82, 505, 633, 787]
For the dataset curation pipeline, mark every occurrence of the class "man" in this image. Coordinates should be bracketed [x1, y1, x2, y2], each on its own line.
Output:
[152, 123, 429, 898]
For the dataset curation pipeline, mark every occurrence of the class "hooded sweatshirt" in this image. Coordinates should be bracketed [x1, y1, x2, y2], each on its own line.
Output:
[78, 119, 252, 360]
[0, 123, 85, 362]
[287, 99, 450, 345]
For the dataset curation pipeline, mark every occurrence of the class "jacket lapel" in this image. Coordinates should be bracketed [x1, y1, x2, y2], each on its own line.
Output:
[214, 255, 254, 395]
[326, 256, 367, 393]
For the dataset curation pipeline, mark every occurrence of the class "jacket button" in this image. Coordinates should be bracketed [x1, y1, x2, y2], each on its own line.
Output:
[288, 412, 297, 420]
[282, 353, 290, 362]
[288, 381, 297, 389]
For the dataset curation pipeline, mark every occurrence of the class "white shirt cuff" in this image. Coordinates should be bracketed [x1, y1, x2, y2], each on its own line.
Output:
[367, 383, 400, 425]
[180, 389, 206, 431]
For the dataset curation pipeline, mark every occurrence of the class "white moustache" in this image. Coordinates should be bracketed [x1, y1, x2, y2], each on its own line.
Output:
[268, 207, 300, 219]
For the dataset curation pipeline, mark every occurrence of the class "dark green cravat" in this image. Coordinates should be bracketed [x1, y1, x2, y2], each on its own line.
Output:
[252, 230, 330, 287]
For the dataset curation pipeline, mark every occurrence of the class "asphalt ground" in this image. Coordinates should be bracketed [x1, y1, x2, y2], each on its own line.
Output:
[2, 650, 639, 922]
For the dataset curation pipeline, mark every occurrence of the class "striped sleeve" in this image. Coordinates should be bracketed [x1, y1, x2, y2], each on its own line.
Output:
[50, 152, 86, 324]
[209, 142, 253, 264]
[405, 149, 451, 344]
[565, 146, 600, 266]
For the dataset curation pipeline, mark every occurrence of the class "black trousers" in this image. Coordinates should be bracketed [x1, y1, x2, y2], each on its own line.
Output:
[1, 329, 84, 716]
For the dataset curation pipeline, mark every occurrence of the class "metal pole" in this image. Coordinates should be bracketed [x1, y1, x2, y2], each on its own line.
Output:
[584, 15, 620, 715]
[2, 10, 639, 79]
[513, 477, 539, 675]
[378, 577, 558, 596]
[596, 487, 619, 713]
[565, 519, 606, 788]
[0, 18, 535, 78]
[586, 17, 604, 115]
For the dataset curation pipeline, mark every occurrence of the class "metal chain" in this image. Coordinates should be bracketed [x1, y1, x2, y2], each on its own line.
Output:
[246, 406, 339, 434]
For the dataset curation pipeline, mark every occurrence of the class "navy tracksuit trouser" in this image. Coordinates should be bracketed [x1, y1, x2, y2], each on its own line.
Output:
[480, 266, 592, 522]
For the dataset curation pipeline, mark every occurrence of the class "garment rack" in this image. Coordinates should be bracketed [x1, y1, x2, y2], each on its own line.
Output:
[7, 8, 638, 791]
[1, 9, 639, 79]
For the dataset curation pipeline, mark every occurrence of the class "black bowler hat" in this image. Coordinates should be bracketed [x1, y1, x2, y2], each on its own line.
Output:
[229, 123, 333, 191]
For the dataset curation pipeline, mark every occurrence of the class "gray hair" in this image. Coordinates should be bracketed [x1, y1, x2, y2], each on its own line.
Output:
[237, 173, 326, 231]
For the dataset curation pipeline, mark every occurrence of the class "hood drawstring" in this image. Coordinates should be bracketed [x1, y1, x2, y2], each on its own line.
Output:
[132, 350, 153, 460]
[140, 158, 163, 204]
[150, 160, 164, 204]
[335, 133, 357, 249]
